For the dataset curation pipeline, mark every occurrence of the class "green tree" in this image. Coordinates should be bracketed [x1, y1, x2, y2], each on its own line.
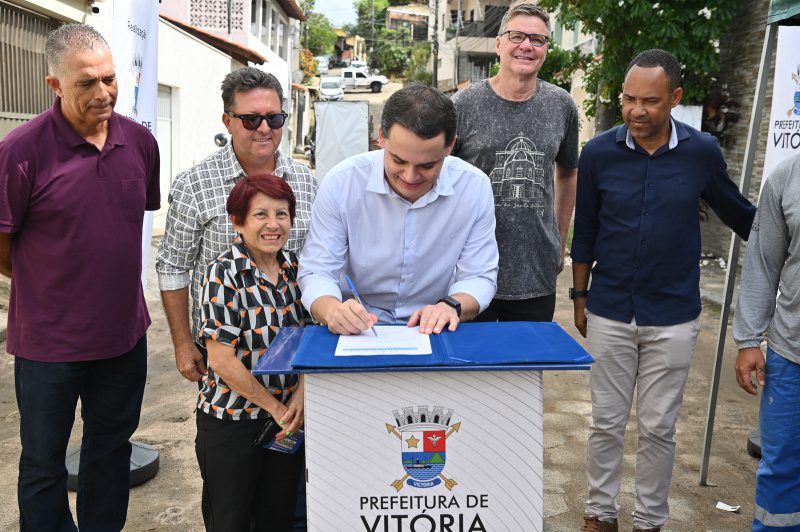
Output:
[488, 42, 588, 91]
[405, 42, 432, 84]
[351, 0, 390, 57]
[375, 28, 407, 75]
[307, 12, 337, 57]
[538, 0, 742, 131]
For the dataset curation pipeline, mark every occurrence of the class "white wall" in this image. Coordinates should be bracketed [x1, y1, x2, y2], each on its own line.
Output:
[153, 20, 235, 232]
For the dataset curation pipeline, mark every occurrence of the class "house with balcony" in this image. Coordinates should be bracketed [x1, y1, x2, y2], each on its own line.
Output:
[429, 0, 509, 90]
[334, 29, 366, 64]
[386, 4, 430, 43]
[159, 0, 308, 154]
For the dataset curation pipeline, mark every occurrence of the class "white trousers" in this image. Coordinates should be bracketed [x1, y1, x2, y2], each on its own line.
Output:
[584, 311, 700, 529]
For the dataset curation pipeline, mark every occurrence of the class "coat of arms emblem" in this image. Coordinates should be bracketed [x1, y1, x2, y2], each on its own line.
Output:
[386, 405, 460, 490]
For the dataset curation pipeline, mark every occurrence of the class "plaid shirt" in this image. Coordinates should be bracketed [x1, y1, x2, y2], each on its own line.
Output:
[156, 143, 317, 337]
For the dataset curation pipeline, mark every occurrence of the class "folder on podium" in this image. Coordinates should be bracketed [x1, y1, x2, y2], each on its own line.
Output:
[252, 321, 593, 532]
[252, 321, 592, 375]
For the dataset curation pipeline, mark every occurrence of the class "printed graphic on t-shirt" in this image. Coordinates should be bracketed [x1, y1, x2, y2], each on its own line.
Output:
[488, 134, 545, 214]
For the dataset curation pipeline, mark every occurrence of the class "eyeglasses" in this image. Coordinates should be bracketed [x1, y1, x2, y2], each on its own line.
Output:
[227, 111, 288, 130]
[500, 30, 549, 47]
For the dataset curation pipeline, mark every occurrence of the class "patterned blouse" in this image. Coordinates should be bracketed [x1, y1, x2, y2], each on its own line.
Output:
[198, 240, 310, 421]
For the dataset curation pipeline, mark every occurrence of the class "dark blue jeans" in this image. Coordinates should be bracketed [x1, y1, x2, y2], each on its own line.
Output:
[15, 336, 147, 532]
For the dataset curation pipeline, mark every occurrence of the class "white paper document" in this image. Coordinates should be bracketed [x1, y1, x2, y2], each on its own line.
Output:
[334, 326, 432, 357]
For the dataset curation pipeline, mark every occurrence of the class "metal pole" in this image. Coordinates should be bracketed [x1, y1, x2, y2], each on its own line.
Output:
[433, 0, 439, 87]
[699, 21, 778, 486]
[454, 0, 461, 84]
[370, 0, 375, 64]
[227, 0, 232, 34]
[304, 0, 309, 50]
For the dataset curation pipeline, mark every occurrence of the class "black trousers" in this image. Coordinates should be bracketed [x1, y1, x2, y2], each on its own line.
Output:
[15, 336, 147, 532]
[195, 412, 304, 532]
[472, 293, 557, 323]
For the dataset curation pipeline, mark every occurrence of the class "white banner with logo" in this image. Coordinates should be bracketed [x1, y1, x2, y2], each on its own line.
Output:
[110, 0, 159, 284]
[762, 25, 800, 193]
[304, 370, 544, 531]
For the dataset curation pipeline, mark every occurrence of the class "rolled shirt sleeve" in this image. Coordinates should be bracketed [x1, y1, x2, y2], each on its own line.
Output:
[156, 172, 204, 291]
[448, 177, 498, 311]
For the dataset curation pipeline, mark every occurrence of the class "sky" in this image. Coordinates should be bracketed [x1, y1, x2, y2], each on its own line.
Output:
[316, 0, 358, 27]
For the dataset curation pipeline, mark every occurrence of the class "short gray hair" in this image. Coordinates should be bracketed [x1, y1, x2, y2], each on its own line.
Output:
[45, 23, 109, 77]
[221, 67, 284, 112]
[498, 3, 551, 35]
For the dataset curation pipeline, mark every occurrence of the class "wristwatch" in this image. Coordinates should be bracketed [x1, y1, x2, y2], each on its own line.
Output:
[437, 296, 462, 317]
[569, 288, 589, 300]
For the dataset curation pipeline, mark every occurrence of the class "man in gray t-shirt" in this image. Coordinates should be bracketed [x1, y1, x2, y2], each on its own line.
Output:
[452, 3, 579, 322]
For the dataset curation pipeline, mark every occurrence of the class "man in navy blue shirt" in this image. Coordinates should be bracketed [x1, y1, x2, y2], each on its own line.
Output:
[571, 49, 755, 532]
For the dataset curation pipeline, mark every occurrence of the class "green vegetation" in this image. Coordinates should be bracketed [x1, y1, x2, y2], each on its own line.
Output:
[538, 0, 743, 130]
[428, 453, 445, 464]
[405, 42, 432, 84]
[306, 12, 337, 57]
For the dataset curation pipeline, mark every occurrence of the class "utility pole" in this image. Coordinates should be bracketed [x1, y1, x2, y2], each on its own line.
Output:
[370, 0, 375, 64]
[432, 0, 439, 87]
[303, 0, 309, 50]
[455, 0, 462, 84]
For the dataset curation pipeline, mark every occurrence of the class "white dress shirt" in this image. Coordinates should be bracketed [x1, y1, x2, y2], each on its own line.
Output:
[298, 150, 499, 324]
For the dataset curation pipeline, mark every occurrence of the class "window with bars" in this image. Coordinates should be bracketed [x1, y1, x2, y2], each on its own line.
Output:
[0, 2, 59, 119]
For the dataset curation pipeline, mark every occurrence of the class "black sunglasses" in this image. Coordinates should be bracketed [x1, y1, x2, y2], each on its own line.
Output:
[227, 111, 288, 130]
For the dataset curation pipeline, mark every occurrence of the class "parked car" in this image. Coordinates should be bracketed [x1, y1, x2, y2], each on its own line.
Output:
[318, 76, 344, 101]
[315, 56, 329, 75]
[350, 60, 368, 71]
[340, 67, 389, 93]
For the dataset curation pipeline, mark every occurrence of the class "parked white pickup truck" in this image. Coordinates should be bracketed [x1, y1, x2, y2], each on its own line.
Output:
[340, 67, 389, 93]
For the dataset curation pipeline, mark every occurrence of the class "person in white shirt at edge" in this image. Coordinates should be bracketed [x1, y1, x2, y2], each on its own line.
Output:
[298, 84, 499, 335]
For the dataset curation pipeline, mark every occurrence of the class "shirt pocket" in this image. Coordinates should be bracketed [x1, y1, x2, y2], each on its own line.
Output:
[120, 178, 146, 223]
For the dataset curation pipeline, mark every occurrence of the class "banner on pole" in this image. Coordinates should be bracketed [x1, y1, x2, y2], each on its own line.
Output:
[110, 1, 159, 285]
[762, 25, 800, 193]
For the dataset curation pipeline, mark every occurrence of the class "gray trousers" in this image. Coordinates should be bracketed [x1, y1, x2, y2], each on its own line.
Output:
[584, 311, 700, 529]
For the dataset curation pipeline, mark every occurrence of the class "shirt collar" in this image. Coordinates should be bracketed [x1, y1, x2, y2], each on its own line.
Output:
[50, 97, 127, 150]
[365, 151, 456, 205]
[620, 117, 681, 152]
[229, 237, 293, 284]
[226, 144, 289, 183]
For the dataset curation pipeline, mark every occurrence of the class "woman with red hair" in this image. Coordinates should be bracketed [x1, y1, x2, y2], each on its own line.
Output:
[195, 174, 309, 531]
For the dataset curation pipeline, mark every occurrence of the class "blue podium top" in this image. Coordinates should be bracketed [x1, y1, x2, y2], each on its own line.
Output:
[252, 322, 593, 375]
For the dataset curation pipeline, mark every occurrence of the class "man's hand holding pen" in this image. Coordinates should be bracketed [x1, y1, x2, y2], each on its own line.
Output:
[311, 296, 378, 336]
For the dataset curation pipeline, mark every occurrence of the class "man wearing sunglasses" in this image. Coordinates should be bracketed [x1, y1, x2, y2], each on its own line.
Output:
[156, 67, 317, 384]
[452, 3, 579, 324]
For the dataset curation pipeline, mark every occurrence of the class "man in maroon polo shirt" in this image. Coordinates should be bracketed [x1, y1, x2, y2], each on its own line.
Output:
[0, 24, 159, 531]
